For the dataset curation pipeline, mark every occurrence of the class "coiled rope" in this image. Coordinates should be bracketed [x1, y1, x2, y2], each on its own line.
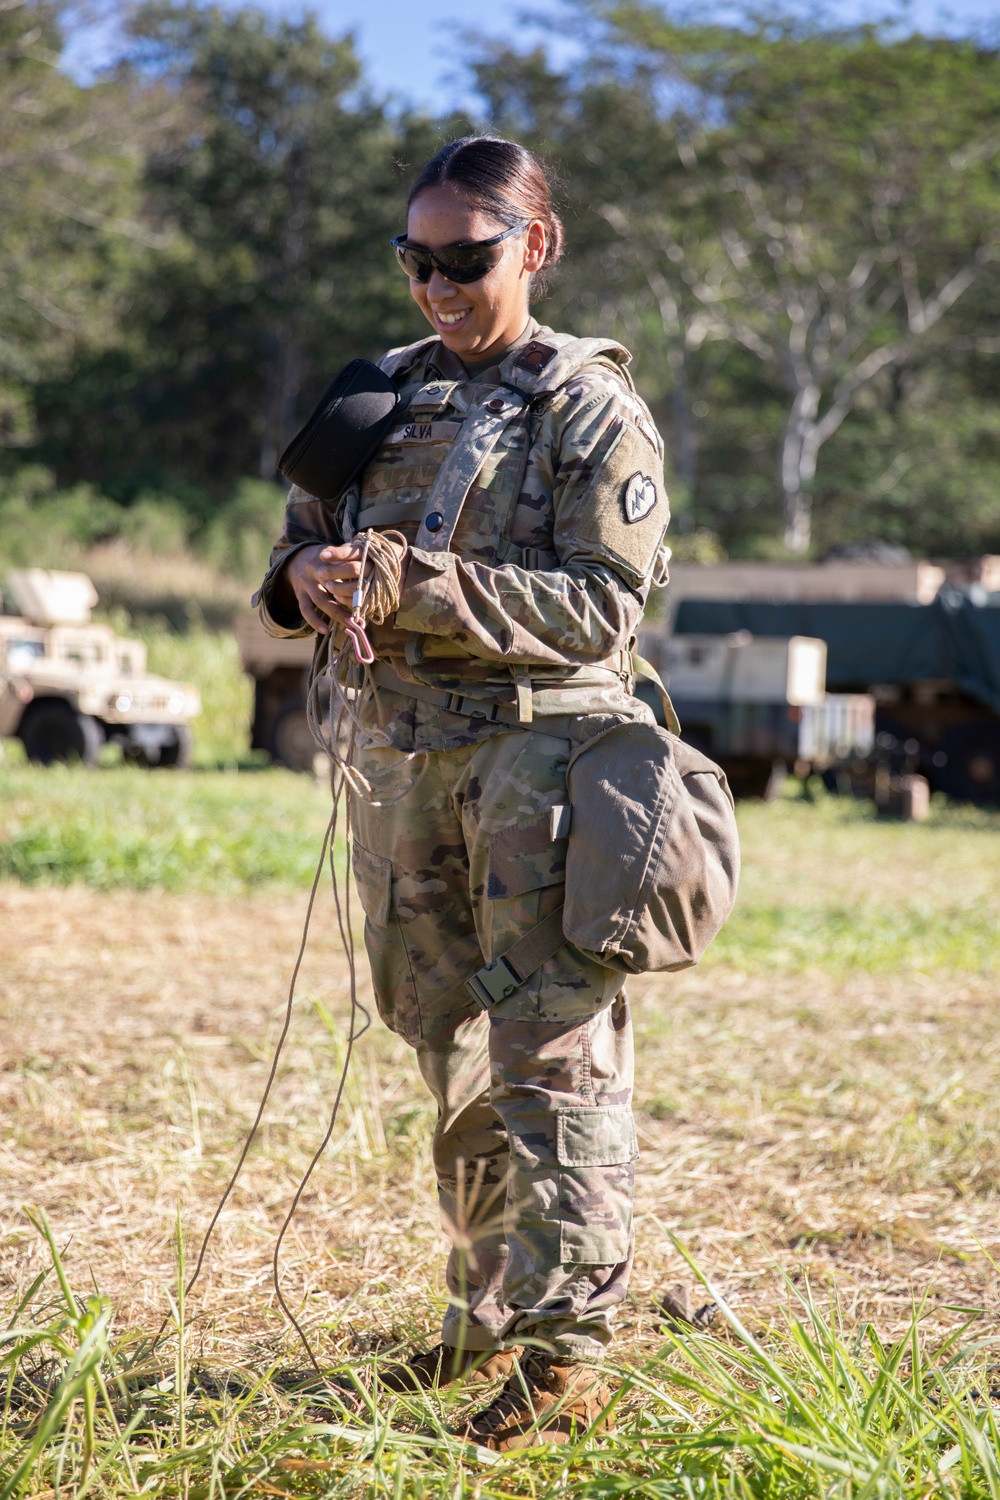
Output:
[158, 529, 424, 1379]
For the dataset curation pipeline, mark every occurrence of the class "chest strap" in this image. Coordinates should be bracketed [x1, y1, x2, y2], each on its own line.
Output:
[413, 389, 529, 552]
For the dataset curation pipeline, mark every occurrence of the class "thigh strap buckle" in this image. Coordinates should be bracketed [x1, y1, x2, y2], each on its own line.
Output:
[442, 692, 502, 722]
[465, 906, 567, 1010]
[466, 955, 521, 1009]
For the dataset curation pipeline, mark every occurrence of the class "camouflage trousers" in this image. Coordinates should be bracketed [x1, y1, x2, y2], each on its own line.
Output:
[349, 726, 637, 1361]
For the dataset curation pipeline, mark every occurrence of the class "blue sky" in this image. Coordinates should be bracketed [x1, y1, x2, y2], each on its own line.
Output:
[65, 0, 1000, 105]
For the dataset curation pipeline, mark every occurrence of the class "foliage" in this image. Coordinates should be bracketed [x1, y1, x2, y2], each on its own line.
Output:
[475, 2, 1000, 553]
[197, 477, 287, 583]
[2, 755, 999, 984]
[31, 2, 442, 501]
[0, 466, 123, 565]
[1, 0, 999, 558]
[0, 0, 168, 451]
[0, 470, 285, 622]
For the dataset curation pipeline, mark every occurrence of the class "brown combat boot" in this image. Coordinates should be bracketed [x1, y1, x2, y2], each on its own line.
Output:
[375, 1342, 519, 1394]
[455, 1349, 616, 1450]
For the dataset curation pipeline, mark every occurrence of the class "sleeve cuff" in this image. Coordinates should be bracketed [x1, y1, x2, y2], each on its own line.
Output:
[252, 542, 317, 635]
[393, 547, 456, 632]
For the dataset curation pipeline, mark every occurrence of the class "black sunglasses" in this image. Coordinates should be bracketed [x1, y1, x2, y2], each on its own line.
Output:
[390, 223, 527, 285]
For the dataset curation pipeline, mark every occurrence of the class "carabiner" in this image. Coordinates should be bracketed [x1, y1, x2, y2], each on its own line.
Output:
[344, 616, 375, 665]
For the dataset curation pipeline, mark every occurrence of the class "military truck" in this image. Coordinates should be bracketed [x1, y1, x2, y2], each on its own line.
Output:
[0, 569, 200, 766]
[235, 611, 316, 770]
[637, 628, 875, 797]
[661, 557, 1000, 805]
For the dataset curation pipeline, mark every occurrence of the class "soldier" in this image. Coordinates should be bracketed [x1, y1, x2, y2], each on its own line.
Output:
[255, 136, 670, 1449]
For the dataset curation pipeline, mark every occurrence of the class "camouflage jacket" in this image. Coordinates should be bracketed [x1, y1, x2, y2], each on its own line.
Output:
[254, 321, 670, 750]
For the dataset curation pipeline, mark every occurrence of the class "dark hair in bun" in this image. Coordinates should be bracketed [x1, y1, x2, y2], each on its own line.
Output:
[408, 135, 565, 293]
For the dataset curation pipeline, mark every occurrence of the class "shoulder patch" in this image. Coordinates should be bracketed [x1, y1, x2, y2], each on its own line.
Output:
[566, 422, 669, 584]
[624, 472, 658, 524]
[513, 340, 558, 374]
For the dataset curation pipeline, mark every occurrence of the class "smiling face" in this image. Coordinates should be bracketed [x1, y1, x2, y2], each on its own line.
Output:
[404, 183, 547, 362]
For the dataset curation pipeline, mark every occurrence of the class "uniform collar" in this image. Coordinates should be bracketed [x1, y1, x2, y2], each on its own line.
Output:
[424, 317, 542, 385]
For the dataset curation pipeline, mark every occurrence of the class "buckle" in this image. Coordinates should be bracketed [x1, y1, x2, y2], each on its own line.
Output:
[442, 694, 502, 722]
[466, 955, 521, 1009]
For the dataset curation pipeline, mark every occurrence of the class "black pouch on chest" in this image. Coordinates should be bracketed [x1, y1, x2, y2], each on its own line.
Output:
[278, 359, 400, 501]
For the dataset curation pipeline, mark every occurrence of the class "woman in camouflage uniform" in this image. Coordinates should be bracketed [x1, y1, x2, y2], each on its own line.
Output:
[256, 136, 671, 1449]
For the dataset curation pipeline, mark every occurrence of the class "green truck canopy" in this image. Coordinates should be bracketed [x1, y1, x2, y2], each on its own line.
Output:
[674, 592, 1000, 718]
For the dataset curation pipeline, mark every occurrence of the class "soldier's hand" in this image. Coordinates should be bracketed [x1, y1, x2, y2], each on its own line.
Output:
[285, 543, 363, 634]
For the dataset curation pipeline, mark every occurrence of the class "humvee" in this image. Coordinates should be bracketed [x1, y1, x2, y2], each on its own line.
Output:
[0, 569, 200, 766]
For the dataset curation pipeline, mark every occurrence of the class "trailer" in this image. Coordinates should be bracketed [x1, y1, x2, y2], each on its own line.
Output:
[669, 584, 1000, 805]
[636, 626, 875, 798]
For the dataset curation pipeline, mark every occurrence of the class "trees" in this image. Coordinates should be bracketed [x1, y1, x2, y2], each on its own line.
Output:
[570, 4, 1000, 551]
[34, 2, 439, 500]
[4, 0, 999, 559]
[0, 0, 147, 452]
[127, 4, 411, 481]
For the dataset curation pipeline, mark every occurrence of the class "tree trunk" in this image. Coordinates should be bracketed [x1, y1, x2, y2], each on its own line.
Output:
[780, 382, 821, 554]
[782, 475, 812, 555]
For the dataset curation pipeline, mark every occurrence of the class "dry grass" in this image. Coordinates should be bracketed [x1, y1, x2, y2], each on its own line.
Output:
[1, 856, 997, 1363]
[86, 541, 252, 627]
[2, 791, 1000, 1494]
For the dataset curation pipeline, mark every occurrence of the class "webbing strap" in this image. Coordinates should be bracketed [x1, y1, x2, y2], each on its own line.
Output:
[372, 662, 519, 723]
[370, 662, 593, 738]
[465, 905, 566, 1009]
[632, 651, 682, 736]
[414, 389, 528, 551]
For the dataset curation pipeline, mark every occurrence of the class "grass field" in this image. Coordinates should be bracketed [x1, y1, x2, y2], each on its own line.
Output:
[2, 769, 1000, 1496]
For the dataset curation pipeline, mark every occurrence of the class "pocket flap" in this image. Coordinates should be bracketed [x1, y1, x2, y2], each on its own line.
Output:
[351, 841, 392, 927]
[556, 1105, 637, 1167]
[488, 811, 566, 899]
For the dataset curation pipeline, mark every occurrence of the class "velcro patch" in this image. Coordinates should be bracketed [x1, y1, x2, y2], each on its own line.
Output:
[569, 423, 669, 583]
[513, 340, 557, 373]
[624, 472, 657, 524]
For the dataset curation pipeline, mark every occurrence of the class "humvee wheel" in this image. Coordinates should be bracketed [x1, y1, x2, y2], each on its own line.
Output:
[153, 727, 193, 769]
[269, 697, 317, 771]
[20, 701, 103, 766]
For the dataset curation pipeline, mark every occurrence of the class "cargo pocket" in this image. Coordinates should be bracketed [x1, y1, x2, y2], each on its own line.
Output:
[351, 841, 392, 928]
[556, 1104, 637, 1265]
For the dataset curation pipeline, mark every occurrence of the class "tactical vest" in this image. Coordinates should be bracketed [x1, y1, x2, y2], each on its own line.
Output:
[346, 331, 638, 569]
[335, 330, 655, 708]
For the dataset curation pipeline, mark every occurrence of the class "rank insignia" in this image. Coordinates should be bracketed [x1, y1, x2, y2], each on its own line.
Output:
[513, 341, 557, 373]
